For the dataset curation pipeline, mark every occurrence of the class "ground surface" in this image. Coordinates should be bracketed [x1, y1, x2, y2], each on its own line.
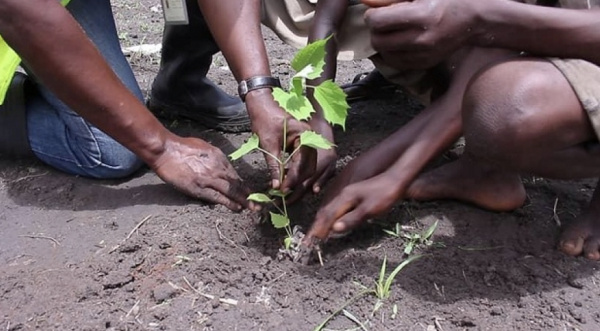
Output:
[1, 1, 600, 330]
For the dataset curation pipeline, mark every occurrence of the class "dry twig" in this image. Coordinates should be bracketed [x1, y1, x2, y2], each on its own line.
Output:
[182, 277, 238, 306]
[126, 215, 153, 240]
[19, 234, 61, 247]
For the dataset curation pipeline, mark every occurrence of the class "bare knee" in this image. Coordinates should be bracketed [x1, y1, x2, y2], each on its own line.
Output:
[462, 60, 560, 165]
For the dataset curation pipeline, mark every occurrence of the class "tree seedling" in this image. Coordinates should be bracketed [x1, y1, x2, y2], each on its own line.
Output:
[230, 37, 349, 253]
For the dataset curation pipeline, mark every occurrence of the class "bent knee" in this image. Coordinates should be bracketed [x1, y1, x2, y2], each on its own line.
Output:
[90, 148, 144, 179]
[462, 59, 565, 159]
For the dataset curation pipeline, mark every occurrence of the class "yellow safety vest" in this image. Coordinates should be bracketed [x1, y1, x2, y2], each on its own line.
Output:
[0, 0, 71, 104]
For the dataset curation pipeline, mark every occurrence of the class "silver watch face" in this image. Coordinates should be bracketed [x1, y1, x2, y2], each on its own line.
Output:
[238, 80, 249, 98]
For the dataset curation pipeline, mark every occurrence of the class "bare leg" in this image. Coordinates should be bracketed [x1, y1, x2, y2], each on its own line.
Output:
[408, 58, 600, 260]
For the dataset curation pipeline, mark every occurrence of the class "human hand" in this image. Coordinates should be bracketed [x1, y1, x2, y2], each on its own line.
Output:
[364, 0, 479, 70]
[245, 89, 316, 191]
[286, 120, 338, 203]
[150, 135, 256, 211]
[307, 172, 403, 241]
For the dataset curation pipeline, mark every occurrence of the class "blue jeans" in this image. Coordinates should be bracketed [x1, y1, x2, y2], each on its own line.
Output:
[25, 0, 144, 179]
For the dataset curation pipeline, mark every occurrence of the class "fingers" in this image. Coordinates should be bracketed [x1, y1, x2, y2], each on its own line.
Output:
[194, 187, 243, 212]
[308, 193, 358, 240]
[331, 208, 366, 234]
[365, 1, 420, 33]
[285, 179, 311, 205]
[261, 142, 283, 189]
[282, 145, 317, 193]
[312, 163, 335, 194]
[361, 0, 409, 8]
[205, 177, 253, 210]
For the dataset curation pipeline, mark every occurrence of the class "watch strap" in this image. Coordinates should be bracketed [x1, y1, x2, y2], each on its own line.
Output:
[238, 76, 281, 101]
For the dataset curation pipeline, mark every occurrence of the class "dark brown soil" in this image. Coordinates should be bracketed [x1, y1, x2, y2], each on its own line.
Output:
[1, 1, 599, 330]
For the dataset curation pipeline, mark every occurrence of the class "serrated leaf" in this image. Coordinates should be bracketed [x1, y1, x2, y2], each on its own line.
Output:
[294, 64, 315, 80]
[247, 193, 272, 203]
[313, 80, 349, 129]
[299, 131, 335, 150]
[272, 87, 314, 121]
[270, 212, 289, 229]
[291, 76, 304, 97]
[229, 133, 259, 160]
[291, 37, 330, 79]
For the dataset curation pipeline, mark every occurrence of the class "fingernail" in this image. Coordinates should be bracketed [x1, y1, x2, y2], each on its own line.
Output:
[333, 222, 345, 232]
[272, 179, 280, 189]
[313, 186, 321, 193]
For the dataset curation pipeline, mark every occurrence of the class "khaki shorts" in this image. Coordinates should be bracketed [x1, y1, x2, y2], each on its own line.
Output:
[551, 58, 600, 140]
[260, 0, 430, 101]
[260, 0, 374, 61]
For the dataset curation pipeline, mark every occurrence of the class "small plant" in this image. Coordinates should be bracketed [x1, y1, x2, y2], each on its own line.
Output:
[314, 254, 421, 331]
[384, 220, 439, 256]
[230, 37, 349, 252]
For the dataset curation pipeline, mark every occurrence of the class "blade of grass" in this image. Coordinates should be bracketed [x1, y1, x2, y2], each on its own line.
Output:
[342, 309, 369, 331]
[314, 289, 375, 331]
[382, 255, 422, 296]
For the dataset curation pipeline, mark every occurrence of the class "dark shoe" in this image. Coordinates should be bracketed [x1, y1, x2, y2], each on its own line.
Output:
[150, 0, 250, 133]
[341, 69, 397, 103]
[148, 85, 250, 133]
[0, 72, 33, 157]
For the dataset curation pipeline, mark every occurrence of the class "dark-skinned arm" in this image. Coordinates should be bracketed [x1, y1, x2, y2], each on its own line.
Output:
[307, 47, 515, 241]
[290, 0, 349, 197]
[0, 0, 253, 210]
[365, 0, 600, 70]
[196, 0, 316, 193]
[475, 1, 600, 64]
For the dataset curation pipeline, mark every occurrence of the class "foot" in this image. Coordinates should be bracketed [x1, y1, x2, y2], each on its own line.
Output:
[559, 209, 600, 260]
[407, 158, 527, 212]
[148, 78, 250, 133]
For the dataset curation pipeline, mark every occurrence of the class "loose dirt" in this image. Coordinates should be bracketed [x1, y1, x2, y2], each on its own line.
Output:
[1, 1, 599, 330]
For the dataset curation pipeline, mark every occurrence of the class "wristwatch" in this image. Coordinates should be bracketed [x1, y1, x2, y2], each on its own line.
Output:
[238, 76, 282, 102]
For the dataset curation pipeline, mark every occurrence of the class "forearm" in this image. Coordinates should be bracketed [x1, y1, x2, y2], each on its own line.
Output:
[373, 47, 516, 194]
[196, 0, 270, 81]
[474, 1, 600, 64]
[0, 0, 171, 165]
[307, 0, 348, 127]
[309, 0, 347, 83]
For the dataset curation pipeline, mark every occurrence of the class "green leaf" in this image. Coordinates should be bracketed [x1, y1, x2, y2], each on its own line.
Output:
[403, 241, 415, 256]
[247, 193, 272, 203]
[268, 189, 289, 198]
[421, 220, 439, 241]
[272, 87, 314, 121]
[291, 37, 330, 79]
[284, 237, 293, 250]
[270, 212, 290, 229]
[378, 255, 387, 291]
[290, 76, 304, 97]
[294, 64, 315, 80]
[299, 131, 335, 150]
[229, 134, 259, 160]
[313, 80, 349, 129]
[383, 255, 422, 296]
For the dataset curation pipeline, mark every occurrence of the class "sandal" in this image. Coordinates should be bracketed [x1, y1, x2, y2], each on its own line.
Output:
[341, 69, 397, 103]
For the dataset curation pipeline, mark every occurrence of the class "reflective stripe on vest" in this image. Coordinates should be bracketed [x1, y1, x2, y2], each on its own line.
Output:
[0, 0, 71, 104]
